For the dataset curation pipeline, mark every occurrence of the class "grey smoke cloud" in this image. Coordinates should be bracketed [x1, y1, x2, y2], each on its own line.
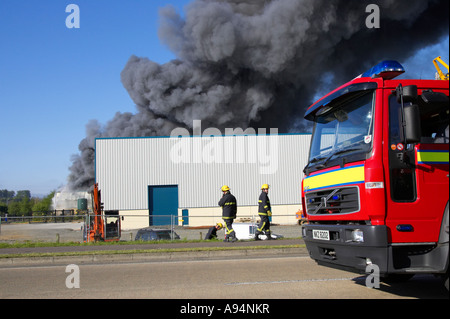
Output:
[67, 0, 449, 190]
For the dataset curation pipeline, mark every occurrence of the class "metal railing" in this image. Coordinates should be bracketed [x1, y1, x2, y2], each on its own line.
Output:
[0, 214, 302, 243]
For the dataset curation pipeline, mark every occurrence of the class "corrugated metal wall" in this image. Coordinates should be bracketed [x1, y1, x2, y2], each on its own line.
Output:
[96, 134, 311, 210]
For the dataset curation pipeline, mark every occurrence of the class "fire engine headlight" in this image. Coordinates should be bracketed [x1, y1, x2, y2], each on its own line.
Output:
[351, 229, 364, 243]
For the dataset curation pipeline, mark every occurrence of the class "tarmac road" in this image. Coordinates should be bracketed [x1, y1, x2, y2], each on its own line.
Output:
[1, 223, 448, 301]
[0, 255, 447, 300]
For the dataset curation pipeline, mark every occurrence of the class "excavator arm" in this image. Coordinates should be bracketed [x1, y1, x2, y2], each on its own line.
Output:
[433, 56, 449, 81]
[91, 183, 105, 242]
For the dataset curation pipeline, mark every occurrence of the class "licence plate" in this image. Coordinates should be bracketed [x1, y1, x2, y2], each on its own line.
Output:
[312, 230, 330, 241]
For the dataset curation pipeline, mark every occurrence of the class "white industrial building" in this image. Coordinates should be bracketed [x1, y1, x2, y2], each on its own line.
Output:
[95, 133, 311, 229]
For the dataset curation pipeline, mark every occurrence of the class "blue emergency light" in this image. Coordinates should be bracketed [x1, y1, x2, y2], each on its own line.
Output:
[304, 60, 405, 121]
[361, 60, 405, 80]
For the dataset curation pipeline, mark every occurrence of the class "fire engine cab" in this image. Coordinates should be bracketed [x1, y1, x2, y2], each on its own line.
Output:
[301, 59, 449, 289]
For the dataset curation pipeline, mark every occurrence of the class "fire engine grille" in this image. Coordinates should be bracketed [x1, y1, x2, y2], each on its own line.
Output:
[305, 186, 360, 215]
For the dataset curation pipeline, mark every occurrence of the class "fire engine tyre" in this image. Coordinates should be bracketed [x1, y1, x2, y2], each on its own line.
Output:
[445, 271, 449, 291]
[381, 274, 415, 283]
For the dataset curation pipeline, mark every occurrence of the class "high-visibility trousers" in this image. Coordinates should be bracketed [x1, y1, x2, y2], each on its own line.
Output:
[256, 214, 270, 234]
[223, 219, 236, 238]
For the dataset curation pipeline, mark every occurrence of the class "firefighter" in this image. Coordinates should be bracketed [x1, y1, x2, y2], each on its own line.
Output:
[204, 223, 223, 240]
[255, 184, 273, 240]
[218, 185, 238, 242]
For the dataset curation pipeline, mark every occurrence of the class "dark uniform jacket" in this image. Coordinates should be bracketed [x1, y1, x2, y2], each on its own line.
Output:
[258, 191, 271, 216]
[205, 226, 218, 240]
[219, 192, 237, 220]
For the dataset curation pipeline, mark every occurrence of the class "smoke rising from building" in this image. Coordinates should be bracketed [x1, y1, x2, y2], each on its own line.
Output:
[67, 0, 449, 191]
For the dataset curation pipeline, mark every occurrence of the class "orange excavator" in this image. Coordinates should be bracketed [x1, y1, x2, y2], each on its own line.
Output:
[83, 183, 121, 242]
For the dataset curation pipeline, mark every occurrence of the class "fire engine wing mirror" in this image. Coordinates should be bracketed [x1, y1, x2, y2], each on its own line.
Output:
[396, 84, 421, 144]
[396, 84, 418, 103]
[404, 103, 421, 144]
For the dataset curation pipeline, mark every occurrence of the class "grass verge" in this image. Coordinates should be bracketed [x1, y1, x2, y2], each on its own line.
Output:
[0, 244, 305, 259]
[0, 237, 303, 249]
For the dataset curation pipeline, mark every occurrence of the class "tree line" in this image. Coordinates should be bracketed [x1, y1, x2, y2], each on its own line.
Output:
[0, 189, 55, 216]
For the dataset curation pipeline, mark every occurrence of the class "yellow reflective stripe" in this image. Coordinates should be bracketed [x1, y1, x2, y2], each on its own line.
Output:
[257, 222, 266, 232]
[258, 212, 268, 216]
[225, 226, 234, 234]
[417, 150, 449, 164]
[264, 205, 268, 208]
[303, 164, 364, 192]
[224, 202, 236, 205]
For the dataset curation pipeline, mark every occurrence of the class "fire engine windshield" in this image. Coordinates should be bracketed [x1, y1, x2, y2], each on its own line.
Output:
[307, 90, 375, 170]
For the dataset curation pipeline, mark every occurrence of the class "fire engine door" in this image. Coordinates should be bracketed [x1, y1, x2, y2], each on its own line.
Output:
[386, 92, 449, 243]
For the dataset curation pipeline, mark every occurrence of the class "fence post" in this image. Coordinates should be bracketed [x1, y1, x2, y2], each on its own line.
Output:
[84, 214, 89, 243]
[171, 214, 174, 241]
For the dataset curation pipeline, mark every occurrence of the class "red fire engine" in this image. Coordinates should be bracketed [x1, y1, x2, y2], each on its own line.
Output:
[301, 59, 449, 289]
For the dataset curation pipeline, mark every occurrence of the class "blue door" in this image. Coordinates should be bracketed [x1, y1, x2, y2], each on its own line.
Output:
[181, 209, 189, 226]
[148, 185, 178, 226]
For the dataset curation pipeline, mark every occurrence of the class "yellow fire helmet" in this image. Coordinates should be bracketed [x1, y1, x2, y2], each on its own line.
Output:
[261, 184, 270, 190]
[221, 185, 230, 191]
[216, 223, 223, 228]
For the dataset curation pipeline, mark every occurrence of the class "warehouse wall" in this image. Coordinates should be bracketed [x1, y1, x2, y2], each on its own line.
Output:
[96, 134, 311, 222]
[117, 204, 302, 230]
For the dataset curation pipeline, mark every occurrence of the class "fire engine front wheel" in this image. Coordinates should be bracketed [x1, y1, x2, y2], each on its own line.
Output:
[381, 274, 415, 283]
[444, 270, 449, 291]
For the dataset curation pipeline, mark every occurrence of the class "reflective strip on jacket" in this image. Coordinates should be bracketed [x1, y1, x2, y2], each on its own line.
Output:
[219, 192, 237, 219]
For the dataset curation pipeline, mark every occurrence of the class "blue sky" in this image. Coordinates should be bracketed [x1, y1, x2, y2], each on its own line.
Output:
[0, 0, 191, 196]
[0, 1, 448, 196]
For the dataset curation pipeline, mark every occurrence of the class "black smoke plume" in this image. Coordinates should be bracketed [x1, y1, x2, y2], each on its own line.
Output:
[67, 0, 449, 190]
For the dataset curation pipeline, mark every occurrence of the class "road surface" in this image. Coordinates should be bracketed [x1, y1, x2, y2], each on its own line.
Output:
[0, 255, 447, 300]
